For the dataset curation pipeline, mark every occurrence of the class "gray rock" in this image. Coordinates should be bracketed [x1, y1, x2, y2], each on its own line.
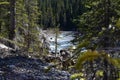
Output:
[0, 55, 70, 80]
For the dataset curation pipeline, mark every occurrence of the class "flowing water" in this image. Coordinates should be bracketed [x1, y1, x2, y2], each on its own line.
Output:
[43, 31, 76, 52]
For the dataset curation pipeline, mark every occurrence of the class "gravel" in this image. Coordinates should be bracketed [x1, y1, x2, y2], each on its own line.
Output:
[0, 55, 70, 80]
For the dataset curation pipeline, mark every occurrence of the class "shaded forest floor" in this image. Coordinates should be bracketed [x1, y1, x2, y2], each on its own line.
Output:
[0, 52, 70, 80]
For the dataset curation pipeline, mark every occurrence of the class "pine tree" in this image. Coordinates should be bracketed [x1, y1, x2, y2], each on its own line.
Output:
[9, 0, 16, 48]
[0, 0, 9, 38]
[37, 0, 82, 30]
[15, 0, 40, 52]
[24, 0, 40, 52]
[74, 0, 120, 48]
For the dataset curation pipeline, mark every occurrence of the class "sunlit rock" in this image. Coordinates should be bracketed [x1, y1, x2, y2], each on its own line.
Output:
[0, 43, 13, 52]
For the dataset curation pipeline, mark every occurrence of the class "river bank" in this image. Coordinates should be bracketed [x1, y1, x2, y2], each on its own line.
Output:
[0, 52, 70, 80]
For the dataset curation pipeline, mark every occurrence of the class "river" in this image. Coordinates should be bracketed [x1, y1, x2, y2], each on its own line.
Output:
[42, 30, 77, 52]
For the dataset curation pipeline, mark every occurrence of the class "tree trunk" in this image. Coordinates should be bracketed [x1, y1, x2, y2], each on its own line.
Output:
[9, 0, 16, 48]
[103, 59, 108, 80]
[25, 0, 31, 51]
[0, 5, 1, 33]
[103, 0, 110, 47]
[54, 25, 60, 57]
[0, 22, 1, 33]
[55, 28, 58, 57]
[105, 0, 110, 28]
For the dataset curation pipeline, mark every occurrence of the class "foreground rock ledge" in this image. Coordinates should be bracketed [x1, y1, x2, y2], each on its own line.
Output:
[0, 55, 70, 80]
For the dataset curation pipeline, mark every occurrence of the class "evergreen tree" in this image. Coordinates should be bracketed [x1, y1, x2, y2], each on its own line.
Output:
[38, 0, 83, 30]
[24, 0, 40, 52]
[74, 0, 120, 48]
[0, 0, 9, 38]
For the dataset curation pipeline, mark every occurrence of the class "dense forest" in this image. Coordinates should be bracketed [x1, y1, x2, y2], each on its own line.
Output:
[0, 0, 120, 80]
[38, 0, 83, 30]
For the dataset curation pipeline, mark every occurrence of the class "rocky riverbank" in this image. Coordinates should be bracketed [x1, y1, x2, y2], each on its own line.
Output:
[0, 53, 70, 80]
